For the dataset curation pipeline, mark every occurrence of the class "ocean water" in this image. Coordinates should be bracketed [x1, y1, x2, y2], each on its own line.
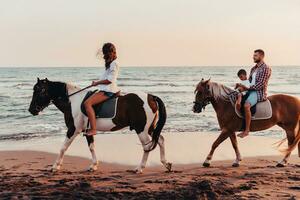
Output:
[0, 66, 299, 142]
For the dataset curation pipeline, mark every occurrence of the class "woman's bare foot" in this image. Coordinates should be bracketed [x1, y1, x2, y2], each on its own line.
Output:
[237, 130, 249, 138]
[84, 129, 97, 136]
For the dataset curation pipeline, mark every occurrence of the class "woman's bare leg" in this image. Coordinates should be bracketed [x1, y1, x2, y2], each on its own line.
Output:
[84, 92, 109, 136]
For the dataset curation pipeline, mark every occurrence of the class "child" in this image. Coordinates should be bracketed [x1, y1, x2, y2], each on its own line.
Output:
[235, 69, 251, 110]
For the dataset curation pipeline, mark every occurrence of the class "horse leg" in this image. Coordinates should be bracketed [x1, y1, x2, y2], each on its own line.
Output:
[277, 129, 296, 167]
[203, 130, 230, 167]
[298, 141, 300, 157]
[85, 135, 98, 171]
[134, 131, 152, 174]
[52, 130, 79, 171]
[229, 133, 242, 167]
[158, 135, 172, 172]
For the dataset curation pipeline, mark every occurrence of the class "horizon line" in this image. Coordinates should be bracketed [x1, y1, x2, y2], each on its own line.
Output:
[1, 65, 300, 68]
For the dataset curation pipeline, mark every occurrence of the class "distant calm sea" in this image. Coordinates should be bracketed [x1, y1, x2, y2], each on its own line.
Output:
[0, 66, 299, 141]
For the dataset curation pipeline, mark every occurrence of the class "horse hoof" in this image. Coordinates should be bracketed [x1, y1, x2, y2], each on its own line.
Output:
[87, 166, 97, 172]
[165, 162, 172, 172]
[203, 162, 210, 167]
[135, 169, 143, 174]
[51, 164, 60, 172]
[276, 163, 285, 168]
[232, 163, 240, 167]
[51, 167, 59, 172]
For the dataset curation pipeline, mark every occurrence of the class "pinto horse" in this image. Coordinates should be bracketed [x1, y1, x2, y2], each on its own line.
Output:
[28, 78, 172, 173]
[193, 79, 300, 167]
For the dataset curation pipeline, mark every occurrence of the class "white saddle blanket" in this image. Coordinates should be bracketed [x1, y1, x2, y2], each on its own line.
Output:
[235, 100, 272, 120]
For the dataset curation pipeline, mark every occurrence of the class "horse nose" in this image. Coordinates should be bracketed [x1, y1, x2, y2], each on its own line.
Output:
[28, 108, 35, 115]
[28, 107, 38, 115]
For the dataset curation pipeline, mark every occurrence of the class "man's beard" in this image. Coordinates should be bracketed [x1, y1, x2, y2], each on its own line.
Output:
[254, 59, 261, 63]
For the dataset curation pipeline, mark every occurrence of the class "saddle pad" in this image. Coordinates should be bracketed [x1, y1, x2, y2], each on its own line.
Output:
[235, 100, 272, 120]
[81, 91, 118, 119]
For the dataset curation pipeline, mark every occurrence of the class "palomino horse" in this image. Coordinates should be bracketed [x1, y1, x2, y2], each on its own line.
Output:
[28, 78, 172, 173]
[193, 79, 300, 167]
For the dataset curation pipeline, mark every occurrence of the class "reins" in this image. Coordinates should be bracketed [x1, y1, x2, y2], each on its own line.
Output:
[67, 85, 93, 97]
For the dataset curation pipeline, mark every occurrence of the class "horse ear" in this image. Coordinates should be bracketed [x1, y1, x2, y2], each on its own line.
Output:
[204, 78, 211, 85]
[45, 78, 48, 82]
[37, 77, 40, 82]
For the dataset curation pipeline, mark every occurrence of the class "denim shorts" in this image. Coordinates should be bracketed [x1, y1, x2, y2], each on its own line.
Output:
[100, 91, 115, 98]
[245, 91, 258, 107]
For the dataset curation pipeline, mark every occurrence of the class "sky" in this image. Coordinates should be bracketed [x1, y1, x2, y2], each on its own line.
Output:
[0, 0, 299, 67]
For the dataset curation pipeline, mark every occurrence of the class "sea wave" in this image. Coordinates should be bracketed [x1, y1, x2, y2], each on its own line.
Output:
[0, 66, 299, 142]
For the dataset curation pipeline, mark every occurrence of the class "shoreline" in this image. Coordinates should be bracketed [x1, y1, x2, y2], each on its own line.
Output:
[0, 132, 293, 166]
[0, 150, 299, 199]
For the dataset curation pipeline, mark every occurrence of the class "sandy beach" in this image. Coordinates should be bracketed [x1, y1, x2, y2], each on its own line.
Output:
[1, 0, 299, 199]
[0, 132, 293, 165]
[0, 132, 299, 199]
[0, 150, 299, 199]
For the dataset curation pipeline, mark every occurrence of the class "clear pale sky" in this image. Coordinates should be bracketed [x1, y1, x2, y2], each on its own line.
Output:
[0, 0, 299, 67]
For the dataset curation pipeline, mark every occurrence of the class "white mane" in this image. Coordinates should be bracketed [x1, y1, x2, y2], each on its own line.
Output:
[208, 81, 233, 101]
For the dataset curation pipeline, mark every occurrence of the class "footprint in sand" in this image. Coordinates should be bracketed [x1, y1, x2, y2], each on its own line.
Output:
[289, 186, 300, 190]
[288, 176, 300, 181]
[35, 157, 45, 160]
[5, 158, 18, 161]
[98, 177, 114, 181]
[110, 174, 123, 179]
[11, 164, 23, 169]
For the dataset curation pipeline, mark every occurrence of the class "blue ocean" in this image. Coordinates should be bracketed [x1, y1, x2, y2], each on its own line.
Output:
[0, 66, 299, 142]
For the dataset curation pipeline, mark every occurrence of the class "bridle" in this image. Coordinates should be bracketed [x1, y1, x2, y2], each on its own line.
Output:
[36, 84, 93, 112]
[193, 84, 213, 112]
[193, 91, 211, 112]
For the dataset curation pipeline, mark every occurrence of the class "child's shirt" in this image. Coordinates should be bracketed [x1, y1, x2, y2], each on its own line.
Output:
[237, 80, 251, 95]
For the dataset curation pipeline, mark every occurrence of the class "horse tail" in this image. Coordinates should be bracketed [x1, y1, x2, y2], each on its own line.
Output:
[145, 95, 167, 152]
[282, 118, 300, 156]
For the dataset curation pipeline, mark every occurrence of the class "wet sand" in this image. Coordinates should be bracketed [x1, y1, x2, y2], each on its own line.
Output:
[0, 132, 290, 166]
[0, 151, 299, 199]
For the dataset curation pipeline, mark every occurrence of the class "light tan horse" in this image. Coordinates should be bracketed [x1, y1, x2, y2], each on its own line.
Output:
[193, 79, 300, 167]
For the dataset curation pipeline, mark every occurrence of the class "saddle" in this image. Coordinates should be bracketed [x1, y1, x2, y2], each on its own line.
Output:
[81, 90, 118, 119]
[235, 99, 272, 120]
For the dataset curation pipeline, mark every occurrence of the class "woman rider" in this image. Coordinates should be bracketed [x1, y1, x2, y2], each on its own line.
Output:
[84, 43, 120, 136]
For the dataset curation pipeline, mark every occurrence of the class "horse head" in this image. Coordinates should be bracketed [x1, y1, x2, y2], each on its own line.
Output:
[28, 78, 52, 115]
[193, 78, 212, 113]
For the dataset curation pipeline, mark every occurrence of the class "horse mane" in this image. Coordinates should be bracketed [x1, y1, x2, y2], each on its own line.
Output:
[208, 81, 234, 101]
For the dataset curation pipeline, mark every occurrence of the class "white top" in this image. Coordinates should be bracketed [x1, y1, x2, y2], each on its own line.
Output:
[251, 70, 257, 86]
[236, 79, 251, 95]
[99, 60, 119, 93]
[240, 79, 251, 88]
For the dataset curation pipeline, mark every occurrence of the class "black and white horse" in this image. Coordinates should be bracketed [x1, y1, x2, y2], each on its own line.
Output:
[28, 78, 171, 173]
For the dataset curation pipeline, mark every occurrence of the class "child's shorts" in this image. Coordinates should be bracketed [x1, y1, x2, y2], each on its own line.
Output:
[245, 91, 258, 107]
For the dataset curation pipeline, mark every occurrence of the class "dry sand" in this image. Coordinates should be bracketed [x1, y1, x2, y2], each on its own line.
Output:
[0, 150, 299, 199]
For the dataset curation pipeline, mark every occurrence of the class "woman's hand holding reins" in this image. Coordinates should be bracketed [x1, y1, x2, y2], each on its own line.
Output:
[91, 80, 99, 86]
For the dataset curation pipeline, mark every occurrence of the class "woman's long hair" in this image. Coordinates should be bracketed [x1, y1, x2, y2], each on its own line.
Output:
[99, 43, 117, 69]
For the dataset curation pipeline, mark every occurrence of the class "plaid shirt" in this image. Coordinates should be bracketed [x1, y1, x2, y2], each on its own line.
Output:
[248, 62, 272, 102]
